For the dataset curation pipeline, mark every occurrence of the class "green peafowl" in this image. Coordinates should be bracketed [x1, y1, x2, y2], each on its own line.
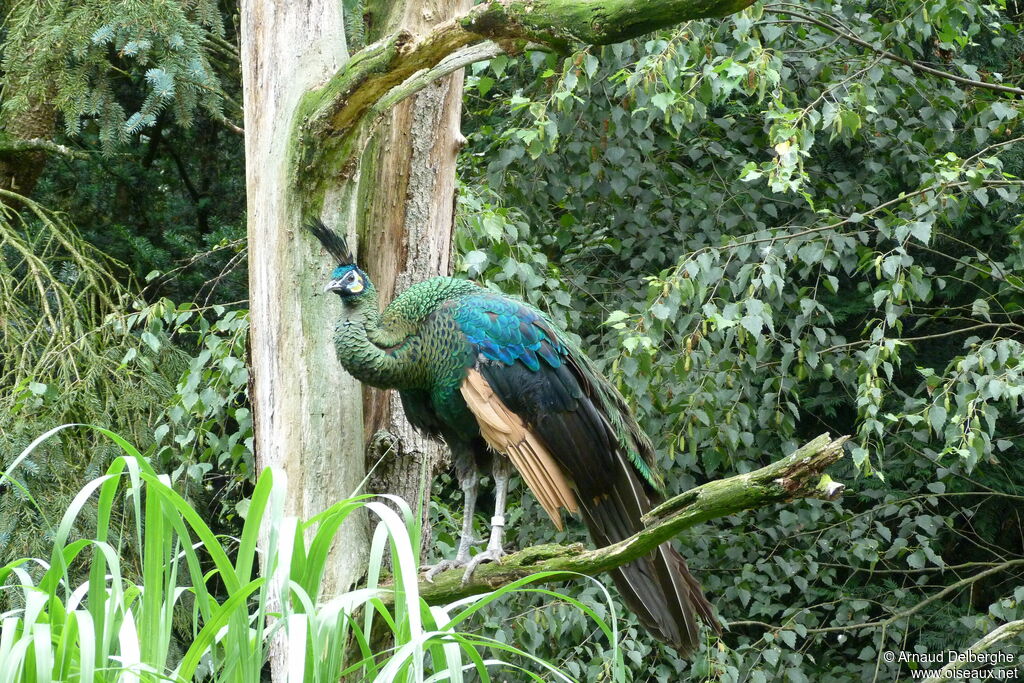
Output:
[308, 220, 718, 655]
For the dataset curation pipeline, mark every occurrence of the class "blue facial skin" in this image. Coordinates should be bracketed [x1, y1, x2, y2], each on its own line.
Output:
[331, 264, 357, 279]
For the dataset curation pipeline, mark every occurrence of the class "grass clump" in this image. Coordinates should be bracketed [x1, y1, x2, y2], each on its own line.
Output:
[0, 424, 623, 682]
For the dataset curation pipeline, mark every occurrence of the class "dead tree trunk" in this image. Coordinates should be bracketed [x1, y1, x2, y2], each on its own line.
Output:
[239, 0, 369, 625]
[358, 0, 471, 560]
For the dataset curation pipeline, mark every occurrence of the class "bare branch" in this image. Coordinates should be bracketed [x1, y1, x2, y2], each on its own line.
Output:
[767, 5, 1024, 98]
[799, 559, 1024, 635]
[375, 41, 505, 116]
[324, 41, 506, 169]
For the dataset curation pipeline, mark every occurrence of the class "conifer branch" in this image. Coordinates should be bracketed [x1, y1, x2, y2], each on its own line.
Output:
[0, 138, 89, 160]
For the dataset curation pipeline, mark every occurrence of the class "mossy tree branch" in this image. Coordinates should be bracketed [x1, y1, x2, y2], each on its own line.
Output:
[324, 41, 504, 190]
[388, 433, 848, 607]
[293, 0, 756, 193]
[462, 0, 754, 47]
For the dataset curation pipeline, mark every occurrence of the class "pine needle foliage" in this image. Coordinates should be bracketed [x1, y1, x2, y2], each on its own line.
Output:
[0, 190, 120, 383]
[342, 0, 367, 52]
[0, 191, 185, 588]
[1, 0, 227, 151]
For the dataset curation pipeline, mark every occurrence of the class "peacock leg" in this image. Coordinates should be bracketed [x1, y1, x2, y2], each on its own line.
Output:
[461, 456, 512, 584]
[424, 468, 479, 582]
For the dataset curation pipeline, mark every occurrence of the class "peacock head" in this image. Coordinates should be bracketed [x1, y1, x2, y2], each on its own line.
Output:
[304, 218, 374, 303]
[324, 264, 370, 298]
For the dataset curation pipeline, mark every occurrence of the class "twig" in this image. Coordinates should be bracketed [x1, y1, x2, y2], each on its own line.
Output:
[802, 559, 1024, 635]
[767, 6, 1024, 97]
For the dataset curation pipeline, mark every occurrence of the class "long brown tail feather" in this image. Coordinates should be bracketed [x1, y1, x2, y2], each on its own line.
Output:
[463, 364, 717, 653]
[579, 460, 717, 655]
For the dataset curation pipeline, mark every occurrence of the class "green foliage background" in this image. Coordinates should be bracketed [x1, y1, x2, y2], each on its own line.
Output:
[0, 0, 249, 607]
[449, 1, 1024, 679]
[1, 0, 1023, 680]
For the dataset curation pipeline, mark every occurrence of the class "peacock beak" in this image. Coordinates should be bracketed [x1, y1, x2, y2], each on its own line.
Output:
[324, 279, 344, 293]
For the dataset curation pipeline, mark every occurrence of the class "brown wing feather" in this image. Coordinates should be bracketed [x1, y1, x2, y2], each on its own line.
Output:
[460, 368, 579, 529]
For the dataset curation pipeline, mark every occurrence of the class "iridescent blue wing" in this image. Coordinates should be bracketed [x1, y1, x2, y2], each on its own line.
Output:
[453, 293, 661, 492]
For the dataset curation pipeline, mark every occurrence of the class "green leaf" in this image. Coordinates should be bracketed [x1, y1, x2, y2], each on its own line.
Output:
[797, 241, 824, 264]
[908, 221, 931, 244]
[154, 424, 169, 444]
[971, 298, 991, 321]
[740, 315, 763, 337]
[463, 250, 488, 275]
[141, 331, 160, 353]
[990, 100, 1017, 121]
[476, 75, 495, 97]
[907, 550, 926, 569]
[651, 92, 674, 112]
[928, 405, 947, 435]
[839, 110, 861, 135]
[606, 310, 629, 325]
[851, 447, 869, 468]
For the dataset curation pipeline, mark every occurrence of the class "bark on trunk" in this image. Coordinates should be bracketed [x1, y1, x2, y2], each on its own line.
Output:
[0, 96, 57, 199]
[239, 3, 368, 678]
[0, 0, 59, 200]
[358, 0, 470, 559]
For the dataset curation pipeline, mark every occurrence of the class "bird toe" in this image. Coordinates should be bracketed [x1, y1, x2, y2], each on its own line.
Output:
[423, 558, 468, 583]
[460, 548, 506, 585]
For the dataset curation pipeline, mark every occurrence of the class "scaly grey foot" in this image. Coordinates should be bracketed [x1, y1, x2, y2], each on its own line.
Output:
[460, 545, 507, 585]
[426, 467, 482, 583]
[424, 557, 469, 583]
[461, 507, 508, 585]
[423, 530, 480, 582]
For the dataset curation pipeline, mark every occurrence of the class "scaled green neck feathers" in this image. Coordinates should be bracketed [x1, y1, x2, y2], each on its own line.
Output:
[332, 275, 477, 390]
